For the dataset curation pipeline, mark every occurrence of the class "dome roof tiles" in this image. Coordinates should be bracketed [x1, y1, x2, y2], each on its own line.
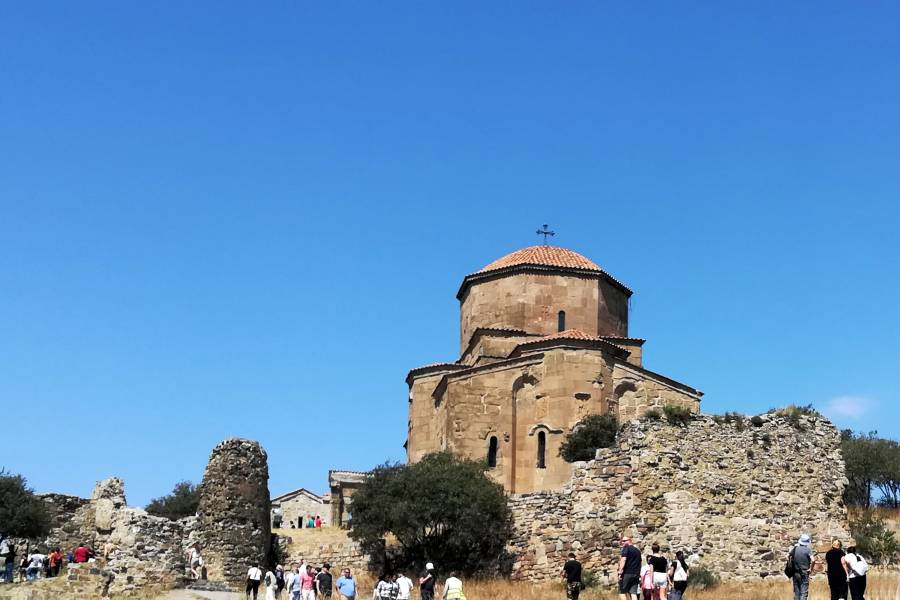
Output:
[479, 245, 601, 273]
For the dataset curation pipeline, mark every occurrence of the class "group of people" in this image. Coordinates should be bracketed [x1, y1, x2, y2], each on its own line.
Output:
[782, 533, 870, 600]
[0, 539, 95, 584]
[286, 515, 324, 530]
[243, 561, 463, 600]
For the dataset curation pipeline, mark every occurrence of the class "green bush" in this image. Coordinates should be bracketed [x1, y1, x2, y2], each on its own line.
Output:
[349, 452, 511, 575]
[580, 569, 600, 589]
[750, 415, 764, 427]
[559, 414, 618, 462]
[146, 481, 200, 521]
[644, 408, 662, 420]
[850, 510, 900, 565]
[663, 404, 692, 427]
[0, 470, 51, 539]
[713, 412, 746, 431]
[687, 565, 720, 589]
[772, 404, 819, 430]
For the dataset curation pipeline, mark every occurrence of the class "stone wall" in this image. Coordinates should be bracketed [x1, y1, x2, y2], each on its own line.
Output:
[279, 531, 369, 573]
[196, 438, 271, 588]
[507, 412, 850, 581]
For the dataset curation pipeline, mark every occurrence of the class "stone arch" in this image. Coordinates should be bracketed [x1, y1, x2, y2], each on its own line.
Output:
[511, 373, 539, 493]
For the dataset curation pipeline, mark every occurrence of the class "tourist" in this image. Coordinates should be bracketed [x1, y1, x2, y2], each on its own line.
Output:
[307, 516, 315, 529]
[640, 555, 656, 600]
[667, 551, 688, 600]
[562, 552, 583, 600]
[187, 543, 203, 580]
[374, 573, 396, 600]
[247, 562, 264, 600]
[441, 572, 463, 600]
[274, 565, 286, 598]
[26, 550, 46, 581]
[336, 568, 357, 600]
[73, 543, 91, 564]
[396, 571, 413, 600]
[618, 537, 642, 600]
[301, 564, 316, 600]
[4, 543, 16, 583]
[315, 515, 322, 528]
[419, 563, 436, 600]
[843, 545, 869, 600]
[825, 540, 847, 600]
[47, 548, 63, 577]
[265, 567, 279, 600]
[17, 553, 28, 583]
[317, 563, 334, 600]
[788, 534, 816, 600]
[0, 538, 11, 583]
[287, 564, 302, 600]
[648, 544, 669, 600]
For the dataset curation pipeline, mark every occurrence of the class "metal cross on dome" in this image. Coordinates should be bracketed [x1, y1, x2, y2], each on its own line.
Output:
[536, 224, 555, 245]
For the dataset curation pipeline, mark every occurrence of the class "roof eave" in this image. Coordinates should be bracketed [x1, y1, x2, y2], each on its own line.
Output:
[456, 264, 632, 301]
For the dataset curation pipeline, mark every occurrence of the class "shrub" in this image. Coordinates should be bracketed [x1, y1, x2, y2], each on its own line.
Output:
[750, 415, 764, 427]
[644, 409, 662, 420]
[349, 452, 512, 575]
[687, 565, 720, 589]
[146, 481, 200, 521]
[0, 470, 51, 539]
[772, 404, 819, 430]
[663, 405, 692, 427]
[559, 414, 619, 462]
[850, 510, 900, 565]
[713, 412, 746, 431]
[580, 569, 600, 589]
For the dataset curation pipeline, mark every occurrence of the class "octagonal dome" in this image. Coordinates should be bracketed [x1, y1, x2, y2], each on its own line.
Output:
[479, 245, 602, 273]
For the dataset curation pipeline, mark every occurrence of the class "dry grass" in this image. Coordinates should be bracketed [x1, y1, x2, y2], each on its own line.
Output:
[424, 572, 900, 600]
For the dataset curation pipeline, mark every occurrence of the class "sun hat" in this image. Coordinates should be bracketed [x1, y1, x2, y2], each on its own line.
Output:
[798, 534, 811, 546]
[425, 562, 434, 570]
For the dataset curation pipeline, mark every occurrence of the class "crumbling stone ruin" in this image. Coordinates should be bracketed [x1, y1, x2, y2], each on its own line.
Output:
[196, 438, 271, 586]
[506, 411, 851, 581]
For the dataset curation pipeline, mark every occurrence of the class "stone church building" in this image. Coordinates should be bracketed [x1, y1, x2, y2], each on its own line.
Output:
[406, 245, 703, 494]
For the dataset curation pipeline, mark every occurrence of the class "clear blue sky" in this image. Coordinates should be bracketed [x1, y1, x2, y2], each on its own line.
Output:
[2, 3, 898, 507]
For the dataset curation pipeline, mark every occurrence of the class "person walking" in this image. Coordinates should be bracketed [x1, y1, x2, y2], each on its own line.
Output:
[648, 544, 669, 600]
[26, 550, 45, 581]
[300, 564, 316, 600]
[640, 555, 657, 600]
[336, 568, 357, 600]
[287, 564, 302, 600]
[419, 563, 436, 600]
[843, 546, 869, 600]
[265, 568, 279, 600]
[618, 537, 642, 600]
[788, 534, 816, 600]
[562, 553, 583, 600]
[0, 538, 11, 583]
[374, 574, 396, 600]
[441, 573, 463, 600]
[825, 540, 847, 600]
[3, 543, 16, 583]
[667, 551, 689, 600]
[247, 563, 264, 600]
[317, 563, 334, 600]
[187, 544, 203, 580]
[47, 548, 62, 577]
[396, 572, 413, 600]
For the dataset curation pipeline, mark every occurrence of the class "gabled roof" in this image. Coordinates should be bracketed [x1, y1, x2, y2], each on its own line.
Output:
[328, 470, 370, 487]
[272, 487, 325, 504]
[457, 246, 631, 300]
[511, 329, 631, 359]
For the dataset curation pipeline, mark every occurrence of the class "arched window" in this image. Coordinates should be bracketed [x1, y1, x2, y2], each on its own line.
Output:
[487, 436, 498, 468]
[557, 310, 566, 332]
[537, 431, 546, 469]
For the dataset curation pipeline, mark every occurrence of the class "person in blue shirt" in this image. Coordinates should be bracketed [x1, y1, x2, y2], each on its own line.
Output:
[336, 568, 356, 600]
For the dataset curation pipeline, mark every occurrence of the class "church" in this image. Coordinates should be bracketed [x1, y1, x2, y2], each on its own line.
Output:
[406, 244, 702, 494]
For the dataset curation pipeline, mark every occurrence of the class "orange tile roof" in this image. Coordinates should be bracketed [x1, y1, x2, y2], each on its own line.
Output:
[537, 328, 602, 341]
[479, 246, 601, 273]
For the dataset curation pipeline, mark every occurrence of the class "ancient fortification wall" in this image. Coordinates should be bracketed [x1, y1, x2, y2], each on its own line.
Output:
[507, 412, 850, 581]
[278, 532, 370, 573]
[196, 438, 271, 587]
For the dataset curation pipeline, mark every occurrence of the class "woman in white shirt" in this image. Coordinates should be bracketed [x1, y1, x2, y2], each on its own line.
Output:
[842, 546, 868, 600]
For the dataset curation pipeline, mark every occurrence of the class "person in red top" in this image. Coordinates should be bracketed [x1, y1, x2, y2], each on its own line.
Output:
[73, 543, 91, 564]
[314, 516, 322, 528]
[48, 548, 62, 576]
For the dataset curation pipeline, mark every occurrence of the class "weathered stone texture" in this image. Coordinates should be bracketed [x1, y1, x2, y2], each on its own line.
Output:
[279, 532, 369, 573]
[506, 413, 850, 581]
[196, 438, 271, 587]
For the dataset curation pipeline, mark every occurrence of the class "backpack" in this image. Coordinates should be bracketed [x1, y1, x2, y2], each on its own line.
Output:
[784, 546, 797, 578]
[851, 553, 869, 577]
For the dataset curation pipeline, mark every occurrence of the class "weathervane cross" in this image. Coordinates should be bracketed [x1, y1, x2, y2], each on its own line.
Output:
[536, 224, 555, 245]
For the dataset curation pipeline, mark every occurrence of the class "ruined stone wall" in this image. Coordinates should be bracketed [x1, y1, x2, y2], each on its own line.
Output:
[507, 412, 850, 581]
[611, 363, 701, 420]
[279, 532, 369, 573]
[196, 438, 271, 588]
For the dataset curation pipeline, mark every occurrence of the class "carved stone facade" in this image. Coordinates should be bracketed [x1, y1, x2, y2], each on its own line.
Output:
[506, 412, 851, 581]
[407, 245, 702, 493]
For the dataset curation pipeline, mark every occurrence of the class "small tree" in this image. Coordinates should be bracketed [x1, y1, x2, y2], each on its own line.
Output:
[559, 414, 618, 462]
[348, 452, 511, 575]
[0, 470, 51, 539]
[146, 481, 200, 521]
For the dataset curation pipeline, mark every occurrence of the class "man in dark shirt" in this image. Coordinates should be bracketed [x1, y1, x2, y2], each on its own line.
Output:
[562, 553, 583, 600]
[316, 563, 334, 599]
[419, 562, 435, 600]
[617, 537, 641, 600]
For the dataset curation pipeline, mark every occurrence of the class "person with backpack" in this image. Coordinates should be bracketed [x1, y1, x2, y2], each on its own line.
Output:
[265, 567, 279, 600]
[786, 534, 816, 600]
[640, 554, 657, 600]
[825, 540, 847, 600]
[667, 551, 689, 600]
[842, 545, 868, 600]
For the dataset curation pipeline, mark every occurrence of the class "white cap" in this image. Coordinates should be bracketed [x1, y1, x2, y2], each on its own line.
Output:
[425, 562, 434, 570]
